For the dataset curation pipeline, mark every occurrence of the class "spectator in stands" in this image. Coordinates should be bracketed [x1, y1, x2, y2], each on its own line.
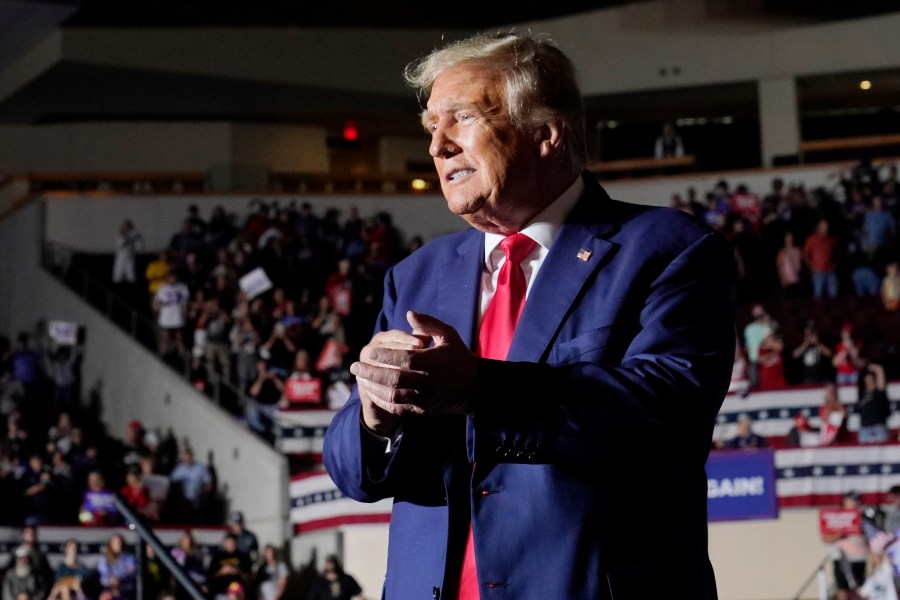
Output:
[851, 260, 882, 299]
[819, 383, 850, 446]
[884, 485, 900, 535]
[153, 271, 190, 358]
[763, 177, 787, 218]
[857, 363, 891, 444]
[3, 410, 31, 460]
[309, 295, 344, 356]
[317, 338, 353, 410]
[144, 251, 171, 311]
[169, 446, 212, 523]
[4, 333, 41, 402]
[47, 539, 91, 600]
[743, 303, 777, 391]
[803, 218, 840, 300]
[257, 321, 295, 377]
[2, 546, 46, 600]
[19, 525, 52, 590]
[324, 259, 354, 319]
[252, 544, 288, 600]
[180, 252, 208, 298]
[79, 470, 119, 526]
[307, 555, 363, 600]
[0, 364, 24, 422]
[247, 360, 284, 441]
[137, 455, 168, 523]
[18, 454, 56, 525]
[776, 230, 804, 298]
[119, 465, 152, 520]
[207, 533, 251, 600]
[227, 511, 259, 564]
[882, 261, 900, 312]
[281, 350, 321, 408]
[862, 196, 895, 265]
[785, 413, 819, 447]
[120, 420, 150, 472]
[338, 206, 363, 257]
[833, 323, 864, 385]
[722, 414, 767, 450]
[42, 344, 82, 414]
[230, 316, 260, 394]
[95, 533, 136, 600]
[170, 530, 207, 591]
[757, 332, 787, 390]
[197, 296, 233, 386]
[731, 183, 763, 234]
[791, 319, 834, 385]
[729, 218, 766, 303]
[47, 411, 75, 455]
[729, 344, 750, 397]
[185, 204, 207, 239]
[111, 219, 144, 297]
[654, 121, 684, 159]
[168, 220, 203, 270]
[208, 205, 236, 249]
[824, 491, 870, 600]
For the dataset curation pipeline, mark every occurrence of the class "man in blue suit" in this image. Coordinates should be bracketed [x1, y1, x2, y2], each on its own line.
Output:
[323, 31, 735, 600]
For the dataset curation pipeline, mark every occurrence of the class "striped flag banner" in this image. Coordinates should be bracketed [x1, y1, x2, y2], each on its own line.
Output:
[289, 471, 392, 534]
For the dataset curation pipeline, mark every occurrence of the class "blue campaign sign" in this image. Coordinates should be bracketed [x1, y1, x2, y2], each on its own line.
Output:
[707, 449, 779, 522]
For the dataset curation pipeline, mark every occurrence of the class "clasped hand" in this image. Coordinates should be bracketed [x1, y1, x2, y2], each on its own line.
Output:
[350, 311, 478, 435]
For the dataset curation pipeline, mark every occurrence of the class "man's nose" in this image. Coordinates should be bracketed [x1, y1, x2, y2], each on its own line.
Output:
[429, 125, 459, 158]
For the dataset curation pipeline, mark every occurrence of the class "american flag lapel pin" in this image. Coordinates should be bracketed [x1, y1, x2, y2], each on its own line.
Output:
[576, 248, 592, 261]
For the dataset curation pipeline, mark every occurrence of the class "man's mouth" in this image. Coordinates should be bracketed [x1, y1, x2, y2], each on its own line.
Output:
[447, 168, 475, 182]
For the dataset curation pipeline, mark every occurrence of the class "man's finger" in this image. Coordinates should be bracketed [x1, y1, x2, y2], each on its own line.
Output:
[357, 377, 424, 414]
[364, 347, 417, 370]
[351, 361, 430, 390]
[371, 329, 426, 348]
[407, 311, 460, 345]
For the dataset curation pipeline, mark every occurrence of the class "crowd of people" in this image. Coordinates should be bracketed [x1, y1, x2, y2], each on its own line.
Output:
[115, 201, 421, 441]
[0, 521, 366, 600]
[0, 328, 225, 528]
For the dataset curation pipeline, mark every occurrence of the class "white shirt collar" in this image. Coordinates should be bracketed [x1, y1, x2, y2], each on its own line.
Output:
[483, 176, 584, 268]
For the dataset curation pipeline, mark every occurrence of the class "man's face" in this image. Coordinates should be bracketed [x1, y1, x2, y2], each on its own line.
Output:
[424, 63, 544, 234]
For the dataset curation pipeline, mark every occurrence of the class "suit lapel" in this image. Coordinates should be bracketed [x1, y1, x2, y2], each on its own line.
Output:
[507, 177, 619, 363]
[438, 230, 483, 350]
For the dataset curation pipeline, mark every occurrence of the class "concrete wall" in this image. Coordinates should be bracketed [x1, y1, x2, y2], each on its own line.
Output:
[44, 192, 465, 254]
[42, 159, 886, 256]
[0, 202, 290, 548]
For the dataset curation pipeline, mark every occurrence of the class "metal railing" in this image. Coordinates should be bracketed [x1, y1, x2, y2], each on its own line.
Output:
[114, 494, 206, 600]
[791, 552, 832, 600]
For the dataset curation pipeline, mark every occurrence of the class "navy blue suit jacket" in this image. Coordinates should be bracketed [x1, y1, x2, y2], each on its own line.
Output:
[323, 174, 736, 600]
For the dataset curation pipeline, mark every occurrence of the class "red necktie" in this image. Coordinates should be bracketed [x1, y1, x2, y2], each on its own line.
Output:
[458, 233, 537, 600]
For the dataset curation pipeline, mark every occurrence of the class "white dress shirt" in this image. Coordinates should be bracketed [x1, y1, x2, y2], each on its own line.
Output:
[479, 176, 584, 325]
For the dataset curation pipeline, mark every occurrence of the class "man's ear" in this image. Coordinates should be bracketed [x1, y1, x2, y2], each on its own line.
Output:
[536, 120, 564, 158]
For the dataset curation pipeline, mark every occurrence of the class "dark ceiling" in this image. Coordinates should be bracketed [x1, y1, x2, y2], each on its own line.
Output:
[59, 0, 900, 29]
[3, 0, 900, 159]
[61, 0, 640, 29]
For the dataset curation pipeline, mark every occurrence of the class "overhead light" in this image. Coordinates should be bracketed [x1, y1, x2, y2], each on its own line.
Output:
[860, 80, 872, 90]
[410, 179, 429, 191]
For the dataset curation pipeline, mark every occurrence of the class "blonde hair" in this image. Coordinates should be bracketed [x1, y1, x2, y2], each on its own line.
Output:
[404, 31, 588, 169]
